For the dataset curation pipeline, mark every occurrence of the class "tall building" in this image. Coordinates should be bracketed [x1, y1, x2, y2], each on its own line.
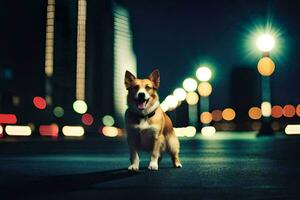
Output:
[230, 67, 260, 130]
[0, 0, 136, 129]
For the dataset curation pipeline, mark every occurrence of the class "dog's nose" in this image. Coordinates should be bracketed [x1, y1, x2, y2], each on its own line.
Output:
[138, 92, 145, 100]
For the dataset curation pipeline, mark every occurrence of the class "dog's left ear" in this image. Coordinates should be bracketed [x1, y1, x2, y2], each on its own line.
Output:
[148, 69, 160, 89]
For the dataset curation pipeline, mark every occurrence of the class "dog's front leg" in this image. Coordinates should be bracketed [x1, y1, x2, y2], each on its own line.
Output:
[148, 134, 163, 171]
[128, 147, 139, 171]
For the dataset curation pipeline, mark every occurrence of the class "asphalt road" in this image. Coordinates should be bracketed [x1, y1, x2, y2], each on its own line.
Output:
[0, 132, 300, 200]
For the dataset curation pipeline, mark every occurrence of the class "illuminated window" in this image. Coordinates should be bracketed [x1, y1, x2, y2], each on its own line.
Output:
[76, 0, 87, 100]
[113, 4, 137, 120]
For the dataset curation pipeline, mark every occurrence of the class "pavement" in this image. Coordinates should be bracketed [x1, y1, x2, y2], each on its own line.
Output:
[0, 132, 300, 200]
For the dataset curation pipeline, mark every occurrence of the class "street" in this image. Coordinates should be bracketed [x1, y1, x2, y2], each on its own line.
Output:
[0, 132, 300, 199]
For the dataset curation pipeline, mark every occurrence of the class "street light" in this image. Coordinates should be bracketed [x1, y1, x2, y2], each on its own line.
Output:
[173, 88, 187, 101]
[256, 33, 276, 136]
[196, 66, 213, 135]
[183, 78, 197, 92]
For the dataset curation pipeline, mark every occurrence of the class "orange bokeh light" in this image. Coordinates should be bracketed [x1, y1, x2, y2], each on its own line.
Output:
[248, 107, 262, 120]
[283, 105, 295, 118]
[271, 105, 283, 118]
[200, 112, 212, 124]
[211, 110, 222, 121]
[296, 105, 300, 117]
[222, 108, 236, 121]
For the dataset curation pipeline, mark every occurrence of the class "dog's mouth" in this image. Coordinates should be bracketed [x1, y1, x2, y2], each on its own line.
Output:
[136, 98, 149, 110]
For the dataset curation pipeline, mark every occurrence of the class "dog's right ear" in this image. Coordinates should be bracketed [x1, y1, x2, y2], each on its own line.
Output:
[125, 70, 136, 89]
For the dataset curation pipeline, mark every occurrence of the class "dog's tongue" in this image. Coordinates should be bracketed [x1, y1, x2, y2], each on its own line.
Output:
[138, 101, 147, 109]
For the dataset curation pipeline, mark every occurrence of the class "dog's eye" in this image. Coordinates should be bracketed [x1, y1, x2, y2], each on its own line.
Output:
[145, 86, 152, 90]
[133, 85, 139, 90]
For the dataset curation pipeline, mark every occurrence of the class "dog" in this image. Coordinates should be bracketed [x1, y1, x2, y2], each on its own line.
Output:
[124, 69, 182, 171]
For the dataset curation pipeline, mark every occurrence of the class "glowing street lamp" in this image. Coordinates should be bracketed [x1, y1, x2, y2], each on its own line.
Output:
[183, 78, 197, 92]
[255, 32, 276, 136]
[196, 66, 212, 82]
[256, 33, 275, 52]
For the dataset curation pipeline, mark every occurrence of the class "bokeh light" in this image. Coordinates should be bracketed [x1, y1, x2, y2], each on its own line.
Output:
[81, 113, 94, 126]
[196, 66, 212, 82]
[102, 115, 115, 126]
[283, 105, 295, 118]
[5, 125, 32, 136]
[271, 121, 281, 131]
[197, 82, 212, 97]
[39, 124, 59, 137]
[185, 126, 197, 137]
[186, 92, 199, 105]
[102, 126, 119, 137]
[0, 125, 3, 135]
[200, 112, 212, 124]
[296, 105, 300, 117]
[0, 114, 17, 124]
[271, 105, 283, 118]
[222, 108, 236, 121]
[261, 101, 272, 117]
[33, 96, 47, 110]
[248, 107, 262, 120]
[201, 126, 216, 137]
[256, 33, 275, 52]
[73, 100, 88, 114]
[173, 88, 187, 101]
[165, 95, 178, 110]
[211, 110, 222, 121]
[53, 106, 64, 118]
[257, 57, 275, 76]
[62, 126, 84, 137]
[183, 78, 197, 92]
[285, 125, 300, 135]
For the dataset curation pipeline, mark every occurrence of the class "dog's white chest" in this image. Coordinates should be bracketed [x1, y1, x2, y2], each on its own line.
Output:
[134, 119, 159, 132]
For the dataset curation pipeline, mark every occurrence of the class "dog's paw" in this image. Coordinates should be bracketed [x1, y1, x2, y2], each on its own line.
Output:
[128, 164, 139, 171]
[174, 162, 182, 168]
[148, 162, 158, 171]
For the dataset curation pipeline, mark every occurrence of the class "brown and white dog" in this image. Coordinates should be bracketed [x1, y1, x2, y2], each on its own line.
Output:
[124, 69, 182, 171]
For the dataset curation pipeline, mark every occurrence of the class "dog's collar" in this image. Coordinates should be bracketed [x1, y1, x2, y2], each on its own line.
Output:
[142, 109, 156, 118]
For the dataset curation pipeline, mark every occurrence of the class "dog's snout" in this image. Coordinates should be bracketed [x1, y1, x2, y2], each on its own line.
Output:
[138, 92, 145, 100]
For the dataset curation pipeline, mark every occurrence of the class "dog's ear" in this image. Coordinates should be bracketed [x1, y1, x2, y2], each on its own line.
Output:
[125, 70, 136, 89]
[148, 69, 160, 89]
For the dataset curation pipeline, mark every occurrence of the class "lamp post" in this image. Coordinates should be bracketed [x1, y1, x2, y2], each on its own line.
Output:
[196, 66, 215, 135]
[256, 33, 276, 136]
[183, 78, 198, 126]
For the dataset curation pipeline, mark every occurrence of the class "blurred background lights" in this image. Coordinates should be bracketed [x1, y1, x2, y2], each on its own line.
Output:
[102, 115, 115, 126]
[183, 78, 197, 92]
[283, 105, 295, 118]
[73, 100, 88, 114]
[200, 112, 212, 124]
[271, 105, 283, 118]
[62, 126, 84, 137]
[196, 66, 212, 82]
[285, 125, 300, 135]
[185, 126, 196, 137]
[296, 105, 300, 117]
[0, 114, 17, 124]
[33, 96, 47, 110]
[211, 110, 223, 121]
[0, 125, 3, 135]
[261, 101, 272, 117]
[165, 95, 178, 110]
[173, 88, 187, 101]
[257, 57, 275, 76]
[197, 82, 212, 96]
[222, 108, 236, 121]
[248, 107, 262, 120]
[102, 126, 119, 137]
[39, 124, 59, 137]
[53, 106, 64, 118]
[186, 92, 199, 105]
[81, 113, 94, 126]
[201, 126, 216, 137]
[5, 125, 32, 136]
[256, 33, 275, 52]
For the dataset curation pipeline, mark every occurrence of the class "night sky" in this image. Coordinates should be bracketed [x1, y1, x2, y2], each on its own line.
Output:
[120, 0, 300, 108]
